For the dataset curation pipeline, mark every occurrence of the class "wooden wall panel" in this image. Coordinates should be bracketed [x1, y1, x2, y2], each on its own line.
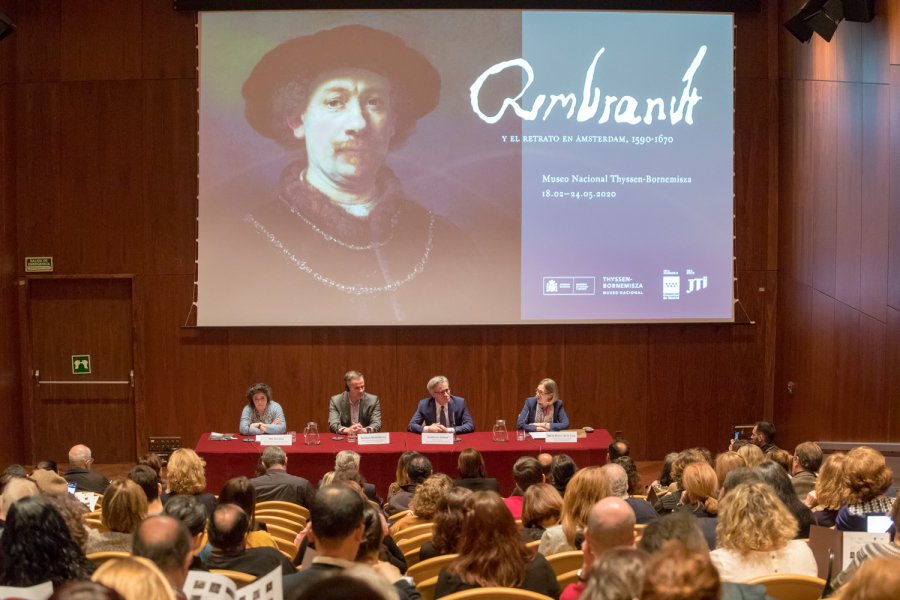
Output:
[889, 66, 900, 309]
[141, 0, 197, 81]
[6, 0, 60, 83]
[860, 85, 889, 321]
[779, 0, 864, 83]
[60, 0, 141, 81]
[833, 84, 863, 309]
[810, 82, 838, 298]
[890, 0, 900, 66]
[888, 308, 900, 438]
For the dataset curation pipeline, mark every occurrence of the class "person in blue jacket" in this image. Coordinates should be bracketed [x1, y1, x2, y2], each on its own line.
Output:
[516, 378, 569, 432]
[239, 382, 286, 435]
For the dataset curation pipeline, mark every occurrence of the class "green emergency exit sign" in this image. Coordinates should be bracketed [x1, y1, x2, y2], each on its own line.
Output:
[72, 355, 91, 375]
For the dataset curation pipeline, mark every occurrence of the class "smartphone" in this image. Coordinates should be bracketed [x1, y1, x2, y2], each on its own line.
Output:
[733, 431, 740, 441]
[67, 482, 77, 494]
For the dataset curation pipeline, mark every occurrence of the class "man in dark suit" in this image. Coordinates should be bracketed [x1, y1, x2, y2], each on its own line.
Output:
[407, 375, 474, 434]
[328, 370, 382, 434]
[63, 444, 110, 494]
[249, 446, 316, 508]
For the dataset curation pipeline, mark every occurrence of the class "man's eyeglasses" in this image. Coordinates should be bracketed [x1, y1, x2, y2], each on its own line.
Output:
[434, 388, 451, 396]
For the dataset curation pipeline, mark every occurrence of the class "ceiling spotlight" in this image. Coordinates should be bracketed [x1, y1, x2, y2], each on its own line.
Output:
[784, 0, 844, 43]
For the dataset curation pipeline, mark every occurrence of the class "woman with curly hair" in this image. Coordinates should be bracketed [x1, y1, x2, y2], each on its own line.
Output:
[836, 446, 894, 531]
[164, 447, 216, 518]
[419, 486, 472, 561]
[0, 495, 95, 589]
[391, 473, 452, 533]
[86, 479, 148, 554]
[641, 541, 719, 600]
[804, 451, 849, 527]
[435, 491, 560, 598]
[710, 481, 817, 582]
[539, 466, 611, 555]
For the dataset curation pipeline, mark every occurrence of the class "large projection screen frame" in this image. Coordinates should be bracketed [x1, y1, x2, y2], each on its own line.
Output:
[196, 9, 735, 327]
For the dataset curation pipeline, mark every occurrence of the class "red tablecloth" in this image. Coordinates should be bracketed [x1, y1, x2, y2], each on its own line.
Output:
[196, 430, 613, 497]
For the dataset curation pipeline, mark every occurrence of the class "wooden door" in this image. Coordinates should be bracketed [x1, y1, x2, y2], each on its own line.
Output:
[24, 278, 136, 464]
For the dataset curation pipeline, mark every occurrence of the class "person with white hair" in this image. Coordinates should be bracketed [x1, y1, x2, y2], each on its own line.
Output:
[64, 444, 110, 494]
[601, 462, 657, 525]
[408, 375, 474, 434]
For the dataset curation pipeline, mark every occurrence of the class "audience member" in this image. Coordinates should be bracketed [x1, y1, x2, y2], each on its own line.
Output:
[386, 451, 416, 499]
[355, 503, 420, 599]
[613, 455, 643, 496]
[719, 467, 763, 498]
[710, 481, 817, 581]
[453, 447, 500, 493]
[218, 476, 278, 549]
[293, 564, 402, 600]
[766, 448, 792, 473]
[64, 445, 110, 494]
[520, 483, 563, 542]
[419, 486, 472, 561]
[804, 451, 848, 526]
[435, 491, 560, 598]
[204, 503, 296, 577]
[647, 453, 678, 504]
[0, 495, 95, 588]
[46, 492, 92, 552]
[249, 445, 316, 508]
[608, 438, 631, 462]
[642, 541, 720, 600]
[538, 452, 554, 482]
[539, 466, 611, 555]
[137, 453, 166, 500]
[128, 464, 163, 515]
[37, 459, 59, 473]
[91, 556, 176, 600]
[32, 467, 70, 495]
[0, 475, 39, 534]
[385, 453, 431, 516]
[561, 497, 635, 600]
[87, 479, 148, 554]
[550, 454, 578, 497]
[714, 452, 746, 489]
[736, 444, 765, 469]
[283, 484, 367, 597]
[756, 460, 812, 538]
[750, 421, 778, 453]
[654, 449, 707, 514]
[677, 462, 718, 549]
[162, 495, 208, 570]
[331, 449, 380, 503]
[392, 473, 452, 533]
[579, 547, 647, 600]
[836, 446, 894, 531]
[132, 514, 193, 598]
[833, 496, 900, 589]
[49, 580, 124, 600]
[603, 463, 656, 525]
[833, 556, 900, 600]
[165, 448, 216, 518]
[790, 441, 822, 499]
[505, 456, 544, 519]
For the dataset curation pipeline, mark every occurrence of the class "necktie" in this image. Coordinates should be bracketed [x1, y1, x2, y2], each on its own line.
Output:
[439, 405, 448, 427]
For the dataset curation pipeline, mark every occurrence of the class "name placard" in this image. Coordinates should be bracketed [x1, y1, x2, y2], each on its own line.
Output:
[257, 434, 293, 446]
[357, 432, 391, 446]
[421, 432, 455, 445]
[545, 430, 578, 443]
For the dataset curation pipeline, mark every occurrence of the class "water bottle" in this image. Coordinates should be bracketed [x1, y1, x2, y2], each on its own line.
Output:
[492, 419, 508, 442]
[304, 421, 320, 446]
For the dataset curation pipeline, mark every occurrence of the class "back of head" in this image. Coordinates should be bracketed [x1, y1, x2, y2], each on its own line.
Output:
[310, 484, 366, 541]
[521, 483, 563, 529]
[562, 466, 612, 544]
[613, 456, 642, 496]
[716, 481, 797, 552]
[793, 441, 823, 473]
[133, 515, 191, 576]
[587, 496, 636, 554]
[409, 473, 453, 520]
[208, 503, 250, 552]
[815, 452, 849, 509]
[608, 439, 631, 461]
[166, 448, 206, 495]
[68, 445, 92, 466]
[128, 464, 160, 503]
[550, 453, 578, 489]
[432, 486, 473, 554]
[736, 444, 766, 468]
[450, 491, 526, 588]
[833, 556, 900, 600]
[49, 581, 124, 600]
[91, 556, 176, 600]
[513, 455, 543, 492]
[721, 467, 763, 497]
[36, 459, 59, 473]
[260, 445, 288, 469]
[0, 475, 39, 519]
[355, 502, 384, 560]
[714, 452, 746, 488]
[46, 492, 91, 551]
[163, 494, 207, 537]
[754, 420, 776, 444]
[217, 476, 257, 520]
[581, 547, 648, 600]
[294, 564, 400, 600]
[457, 447, 487, 479]
[642, 541, 720, 600]
[766, 448, 792, 472]
[335, 449, 361, 473]
[406, 453, 432, 485]
[844, 446, 892, 504]
[756, 460, 799, 502]
[101, 479, 147, 534]
[137, 453, 163, 477]
[681, 463, 719, 514]
[601, 463, 629, 498]
[671, 449, 710, 486]
[637, 512, 708, 555]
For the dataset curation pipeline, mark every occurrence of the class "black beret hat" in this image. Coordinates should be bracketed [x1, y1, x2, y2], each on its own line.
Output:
[243, 24, 441, 142]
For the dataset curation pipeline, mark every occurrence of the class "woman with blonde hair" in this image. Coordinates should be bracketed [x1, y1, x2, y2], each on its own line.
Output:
[391, 473, 452, 532]
[538, 466, 611, 555]
[836, 446, 894, 531]
[804, 451, 848, 526]
[91, 556, 175, 600]
[710, 481, 817, 582]
[714, 452, 746, 489]
[736, 444, 765, 469]
[86, 479, 148, 554]
[164, 447, 216, 518]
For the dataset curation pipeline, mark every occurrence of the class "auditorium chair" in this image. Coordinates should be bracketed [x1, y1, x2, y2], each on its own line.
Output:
[525, 539, 541, 551]
[392, 521, 433, 543]
[417, 574, 439, 600]
[255, 500, 310, 521]
[387, 509, 411, 523]
[254, 514, 303, 536]
[556, 569, 580, 588]
[545, 551, 583, 576]
[407, 553, 459, 585]
[397, 532, 433, 565]
[86, 551, 129, 565]
[271, 535, 298, 561]
[260, 522, 299, 544]
[439, 588, 554, 599]
[254, 507, 306, 528]
[209, 569, 257, 588]
[745, 574, 826, 600]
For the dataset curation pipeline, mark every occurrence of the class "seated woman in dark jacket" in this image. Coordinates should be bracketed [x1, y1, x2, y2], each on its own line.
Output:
[515, 378, 569, 433]
[452, 448, 499, 493]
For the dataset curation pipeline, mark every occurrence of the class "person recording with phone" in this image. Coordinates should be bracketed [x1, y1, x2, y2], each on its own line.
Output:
[239, 383, 286, 435]
[408, 375, 474, 434]
[328, 370, 382, 434]
[515, 378, 569, 432]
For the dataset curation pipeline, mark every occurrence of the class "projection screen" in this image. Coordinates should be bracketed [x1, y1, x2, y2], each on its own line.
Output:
[197, 10, 734, 326]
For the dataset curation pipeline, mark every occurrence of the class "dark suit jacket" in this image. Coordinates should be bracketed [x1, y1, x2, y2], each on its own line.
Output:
[453, 477, 500, 493]
[63, 467, 110, 494]
[328, 392, 382, 433]
[249, 468, 315, 508]
[407, 396, 474, 434]
[515, 397, 570, 432]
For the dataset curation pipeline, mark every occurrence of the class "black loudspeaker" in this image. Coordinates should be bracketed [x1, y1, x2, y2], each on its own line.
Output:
[0, 12, 15, 41]
[842, 0, 875, 22]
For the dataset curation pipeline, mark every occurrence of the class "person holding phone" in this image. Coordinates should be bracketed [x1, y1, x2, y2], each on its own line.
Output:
[516, 378, 569, 433]
[239, 383, 286, 435]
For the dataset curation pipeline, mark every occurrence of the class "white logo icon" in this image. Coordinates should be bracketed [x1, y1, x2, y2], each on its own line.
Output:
[545, 279, 558, 293]
[686, 276, 708, 294]
[663, 275, 680, 300]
